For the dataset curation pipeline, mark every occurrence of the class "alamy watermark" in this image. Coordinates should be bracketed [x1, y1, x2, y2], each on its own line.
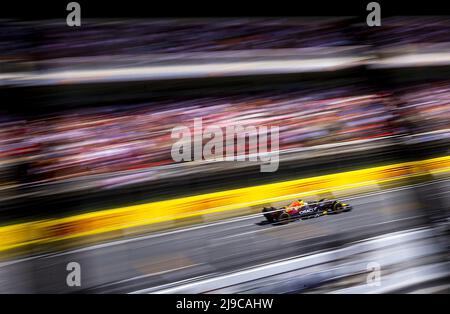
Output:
[66, 2, 81, 27]
[367, 2, 381, 27]
[171, 118, 279, 172]
[66, 262, 81, 287]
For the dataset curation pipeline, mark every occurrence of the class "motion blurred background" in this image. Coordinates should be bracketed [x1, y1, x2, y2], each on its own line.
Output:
[0, 17, 449, 293]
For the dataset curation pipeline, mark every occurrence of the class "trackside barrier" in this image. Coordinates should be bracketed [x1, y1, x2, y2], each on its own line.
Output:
[0, 156, 449, 252]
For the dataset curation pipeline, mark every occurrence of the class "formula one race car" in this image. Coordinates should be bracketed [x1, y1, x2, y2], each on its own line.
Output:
[262, 199, 352, 224]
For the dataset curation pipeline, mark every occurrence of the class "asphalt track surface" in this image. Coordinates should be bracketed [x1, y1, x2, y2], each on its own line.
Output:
[0, 179, 448, 293]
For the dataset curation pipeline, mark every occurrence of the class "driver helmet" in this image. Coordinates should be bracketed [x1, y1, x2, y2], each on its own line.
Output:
[291, 200, 305, 207]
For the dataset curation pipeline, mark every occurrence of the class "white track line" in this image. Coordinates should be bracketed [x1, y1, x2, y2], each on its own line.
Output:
[95, 263, 201, 288]
[131, 227, 434, 294]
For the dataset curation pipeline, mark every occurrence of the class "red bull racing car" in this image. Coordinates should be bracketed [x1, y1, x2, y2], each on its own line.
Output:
[262, 199, 352, 224]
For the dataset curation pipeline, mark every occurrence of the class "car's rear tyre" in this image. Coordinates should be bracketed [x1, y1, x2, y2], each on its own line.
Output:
[262, 207, 274, 223]
[333, 201, 344, 214]
[277, 212, 290, 224]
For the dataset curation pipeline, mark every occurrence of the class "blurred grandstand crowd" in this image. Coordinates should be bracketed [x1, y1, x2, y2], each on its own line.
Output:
[1, 17, 450, 188]
[2, 17, 450, 62]
[2, 17, 450, 60]
[1, 19, 356, 60]
[1, 83, 449, 187]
